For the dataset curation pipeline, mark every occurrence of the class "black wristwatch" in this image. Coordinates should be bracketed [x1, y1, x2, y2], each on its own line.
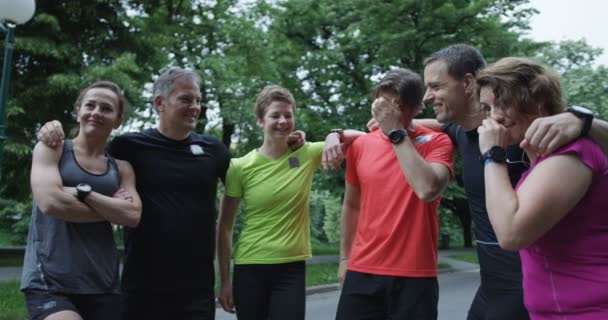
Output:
[567, 106, 593, 138]
[76, 183, 92, 202]
[481, 146, 507, 166]
[388, 129, 408, 145]
[330, 128, 345, 143]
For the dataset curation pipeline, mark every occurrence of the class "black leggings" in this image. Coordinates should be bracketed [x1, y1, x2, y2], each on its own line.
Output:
[467, 244, 529, 320]
[233, 261, 306, 320]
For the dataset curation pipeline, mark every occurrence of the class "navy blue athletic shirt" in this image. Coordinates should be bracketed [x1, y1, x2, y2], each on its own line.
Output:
[109, 129, 230, 293]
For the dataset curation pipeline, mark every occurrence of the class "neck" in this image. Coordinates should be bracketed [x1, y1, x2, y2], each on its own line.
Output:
[258, 136, 290, 159]
[72, 134, 107, 157]
[158, 122, 191, 141]
[457, 99, 486, 131]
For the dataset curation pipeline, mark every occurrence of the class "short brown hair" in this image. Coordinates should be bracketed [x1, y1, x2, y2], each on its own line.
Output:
[254, 85, 296, 119]
[476, 57, 565, 116]
[373, 68, 424, 113]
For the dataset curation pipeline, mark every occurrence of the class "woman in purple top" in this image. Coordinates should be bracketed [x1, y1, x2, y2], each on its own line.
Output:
[476, 57, 608, 319]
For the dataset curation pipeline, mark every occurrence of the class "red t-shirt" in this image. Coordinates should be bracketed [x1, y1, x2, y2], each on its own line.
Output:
[345, 126, 454, 277]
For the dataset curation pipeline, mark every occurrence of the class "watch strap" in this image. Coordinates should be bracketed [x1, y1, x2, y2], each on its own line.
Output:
[567, 106, 593, 138]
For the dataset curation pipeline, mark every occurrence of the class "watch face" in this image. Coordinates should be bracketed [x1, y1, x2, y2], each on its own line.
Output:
[570, 105, 593, 115]
[77, 183, 92, 193]
[389, 129, 406, 143]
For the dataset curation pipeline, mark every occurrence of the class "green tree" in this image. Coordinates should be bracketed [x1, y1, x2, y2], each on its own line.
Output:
[537, 39, 608, 117]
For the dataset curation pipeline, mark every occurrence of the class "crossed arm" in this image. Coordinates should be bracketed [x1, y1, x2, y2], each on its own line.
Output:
[30, 142, 142, 227]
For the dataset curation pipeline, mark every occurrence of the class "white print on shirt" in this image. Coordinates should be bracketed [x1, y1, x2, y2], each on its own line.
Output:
[190, 144, 204, 155]
[415, 134, 433, 145]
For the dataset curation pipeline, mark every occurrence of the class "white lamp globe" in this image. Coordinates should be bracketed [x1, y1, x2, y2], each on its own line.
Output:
[0, 0, 36, 25]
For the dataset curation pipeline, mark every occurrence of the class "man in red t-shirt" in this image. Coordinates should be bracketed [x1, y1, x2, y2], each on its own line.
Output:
[335, 68, 454, 320]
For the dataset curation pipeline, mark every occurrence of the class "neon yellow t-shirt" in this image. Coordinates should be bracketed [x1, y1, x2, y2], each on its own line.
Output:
[225, 142, 324, 264]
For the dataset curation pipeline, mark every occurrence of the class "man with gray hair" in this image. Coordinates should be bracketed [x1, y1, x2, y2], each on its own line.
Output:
[38, 67, 231, 319]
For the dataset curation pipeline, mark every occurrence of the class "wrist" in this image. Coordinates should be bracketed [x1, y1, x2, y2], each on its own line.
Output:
[567, 106, 594, 138]
[330, 129, 344, 143]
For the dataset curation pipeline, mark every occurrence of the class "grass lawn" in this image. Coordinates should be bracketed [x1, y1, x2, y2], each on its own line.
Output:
[0, 280, 26, 320]
[448, 254, 479, 264]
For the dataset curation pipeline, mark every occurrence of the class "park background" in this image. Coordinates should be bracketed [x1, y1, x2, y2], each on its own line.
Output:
[0, 0, 607, 317]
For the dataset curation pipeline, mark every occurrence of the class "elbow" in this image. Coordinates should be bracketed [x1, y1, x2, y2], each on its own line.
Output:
[417, 190, 440, 202]
[124, 209, 141, 228]
[38, 198, 66, 216]
[416, 183, 444, 203]
[118, 205, 141, 228]
[496, 234, 526, 252]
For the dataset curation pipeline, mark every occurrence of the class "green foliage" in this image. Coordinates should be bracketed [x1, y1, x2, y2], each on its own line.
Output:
[306, 263, 339, 286]
[322, 191, 343, 245]
[309, 190, 329, 243]
[0, 281, 26, 320]
[0, 198, 31, 245]
[2, 0, 605, 251]
[536, 40, 608, 118]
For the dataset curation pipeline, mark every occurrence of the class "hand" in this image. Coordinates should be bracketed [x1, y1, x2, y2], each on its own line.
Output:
[371, 97, 403, 135]
[520, 112, 581, 155]
[113, 188, 134, 202]
[322, 133, 344, 172]
[366, 118, 379, 132]
[37, 120, 65, 148]
[287, 130, 306, 150]
[218, 282, 235, 313]
[337, 259, 348, 288]
[478, 118, 509, 154]
[62, 186, 77, 197]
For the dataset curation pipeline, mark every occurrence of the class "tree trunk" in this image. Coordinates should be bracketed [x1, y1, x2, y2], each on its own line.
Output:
[222, 123, 235, 149]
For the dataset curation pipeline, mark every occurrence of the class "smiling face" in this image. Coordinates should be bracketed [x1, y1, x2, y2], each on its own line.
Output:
[479, 86, 537, 145]
[157, 77, 202, 134]
[257, 100, 295, 140]
[76, 87, 121, 138]
[423, 60, 470, 124]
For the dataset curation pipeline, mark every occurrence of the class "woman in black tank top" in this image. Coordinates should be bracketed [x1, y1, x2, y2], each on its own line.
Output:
[22, 81, 142, 320]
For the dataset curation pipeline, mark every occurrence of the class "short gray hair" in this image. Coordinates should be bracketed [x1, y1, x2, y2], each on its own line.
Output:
[152, 67, 201, 99]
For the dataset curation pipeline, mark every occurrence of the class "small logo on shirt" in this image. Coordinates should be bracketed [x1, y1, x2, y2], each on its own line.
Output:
[190, 144, 204, 155]
[288, 157, 300, 168]
[38, 300, 57, 310]
[415, 134, 433, 145]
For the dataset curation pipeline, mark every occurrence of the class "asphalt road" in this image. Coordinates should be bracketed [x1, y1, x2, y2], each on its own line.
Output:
[216, 268, 481, 320]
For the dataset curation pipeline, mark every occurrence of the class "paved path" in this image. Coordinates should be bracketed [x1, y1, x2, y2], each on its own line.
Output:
[216, 268, 481, 320]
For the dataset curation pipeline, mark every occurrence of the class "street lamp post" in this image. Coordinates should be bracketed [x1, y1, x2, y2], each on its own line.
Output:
[0, 0, 36, 179]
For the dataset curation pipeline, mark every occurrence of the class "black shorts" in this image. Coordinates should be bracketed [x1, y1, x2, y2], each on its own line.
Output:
[335, 270, 438, 320]
[122, 289, 216, 320]
[233, 261, 306, 320]
[23, 289, 121, 320]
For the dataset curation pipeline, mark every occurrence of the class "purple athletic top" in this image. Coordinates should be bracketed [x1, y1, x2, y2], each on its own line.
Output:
[516, 138, 608, 319]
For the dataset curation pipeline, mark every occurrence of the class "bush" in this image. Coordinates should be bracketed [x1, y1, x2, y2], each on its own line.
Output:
[0, 198, 31, 245]
[322, 191, 342, 245]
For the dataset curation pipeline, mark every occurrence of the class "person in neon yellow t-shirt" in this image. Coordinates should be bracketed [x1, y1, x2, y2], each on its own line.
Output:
[217, 85, 324, 320]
